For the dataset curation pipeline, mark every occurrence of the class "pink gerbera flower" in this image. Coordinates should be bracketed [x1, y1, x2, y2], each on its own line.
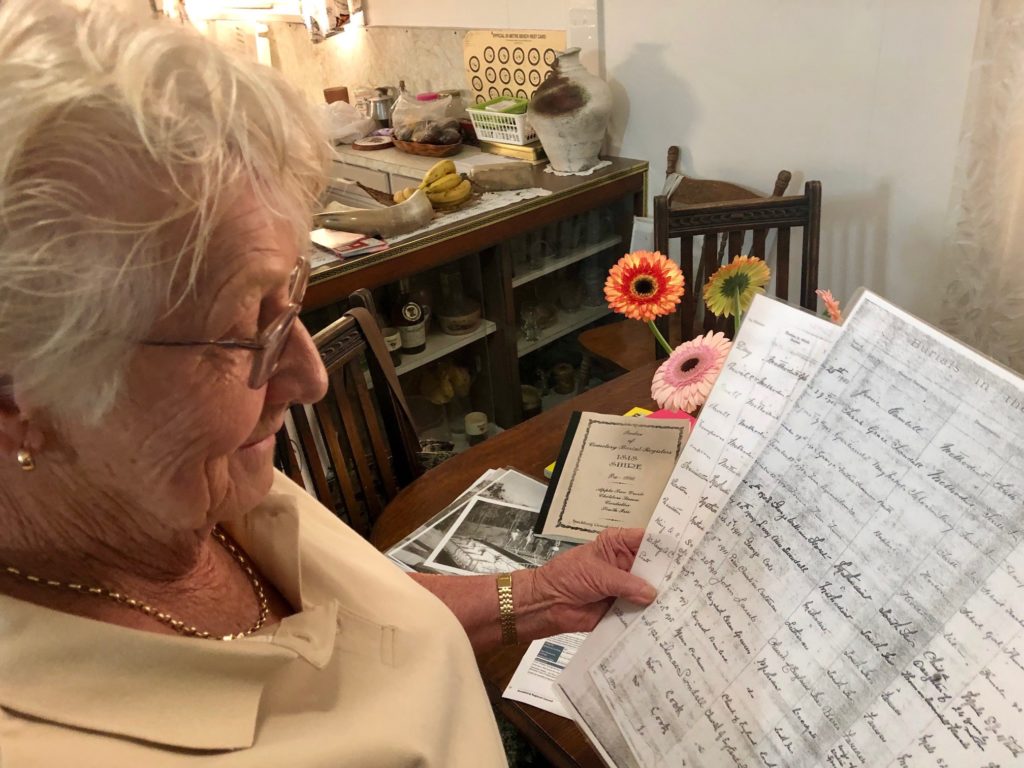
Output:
[651, 332, 732, 413]
[816, 289, 843, 324]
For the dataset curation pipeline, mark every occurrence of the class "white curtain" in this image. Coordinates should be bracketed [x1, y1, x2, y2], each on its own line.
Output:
[941, 0, 1024, 374]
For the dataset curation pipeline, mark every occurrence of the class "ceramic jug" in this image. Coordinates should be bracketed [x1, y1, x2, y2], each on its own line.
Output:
[528, 48, 612, 173]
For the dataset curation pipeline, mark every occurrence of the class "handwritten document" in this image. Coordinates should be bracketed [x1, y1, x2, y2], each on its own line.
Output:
[556, 296, 841, 767]
[538, 412, 689, 542]
[588, 293, 1024, 767]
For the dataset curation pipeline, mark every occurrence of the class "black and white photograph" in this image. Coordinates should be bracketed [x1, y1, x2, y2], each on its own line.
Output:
[425, 498, 574, 575]
[388, 469, 550, 572]
[386, 506, 463, 572]
[476, 468, 548, 511]
[385, 469, 503, 571]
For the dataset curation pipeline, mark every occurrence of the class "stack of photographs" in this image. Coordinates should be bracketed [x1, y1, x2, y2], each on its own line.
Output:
[386, 468, 577, 575]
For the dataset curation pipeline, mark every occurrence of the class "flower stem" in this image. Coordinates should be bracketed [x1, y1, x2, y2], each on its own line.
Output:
[647, 320, 674, 355]
[733, 290, 743, 337]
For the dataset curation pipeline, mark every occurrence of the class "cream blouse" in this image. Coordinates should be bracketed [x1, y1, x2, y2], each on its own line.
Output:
[0, 471, 508, 768]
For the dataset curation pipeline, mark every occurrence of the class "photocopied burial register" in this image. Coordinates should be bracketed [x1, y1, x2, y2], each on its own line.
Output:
[555, 292, 1024, 768]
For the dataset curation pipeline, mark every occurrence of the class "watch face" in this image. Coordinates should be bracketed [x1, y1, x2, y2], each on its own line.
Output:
[402, 303, 423, 323]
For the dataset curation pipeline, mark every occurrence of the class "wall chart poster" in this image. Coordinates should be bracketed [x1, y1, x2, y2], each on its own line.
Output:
[462, 30, 567, 104]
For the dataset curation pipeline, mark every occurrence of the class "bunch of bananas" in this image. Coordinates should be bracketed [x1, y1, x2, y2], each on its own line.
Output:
[393, 159, 473, 209]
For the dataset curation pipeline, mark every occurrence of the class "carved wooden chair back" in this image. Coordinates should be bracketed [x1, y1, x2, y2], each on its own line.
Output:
[659, 150, 822, 345]
[276, 295, 422, 538]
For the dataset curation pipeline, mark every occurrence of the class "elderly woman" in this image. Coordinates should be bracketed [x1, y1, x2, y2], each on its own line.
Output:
[0, 2, 656, 766]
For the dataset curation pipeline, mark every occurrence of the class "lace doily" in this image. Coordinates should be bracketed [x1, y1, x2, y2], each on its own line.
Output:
[543, 160, 613, 177]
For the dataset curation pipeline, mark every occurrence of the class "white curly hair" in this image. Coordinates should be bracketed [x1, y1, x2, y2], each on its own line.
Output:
[0, 0, 330, 421]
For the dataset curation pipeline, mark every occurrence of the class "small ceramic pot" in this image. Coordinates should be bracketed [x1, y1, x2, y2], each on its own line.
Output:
[551, 363, 575, 394]
[438, 299, 482, 335]
[521, 385, 542, 419]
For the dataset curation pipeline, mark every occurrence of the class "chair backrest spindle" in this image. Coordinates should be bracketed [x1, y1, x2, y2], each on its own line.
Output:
[279, 303, 422, 539]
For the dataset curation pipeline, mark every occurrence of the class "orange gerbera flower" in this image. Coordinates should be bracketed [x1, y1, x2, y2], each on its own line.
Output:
[604, 250, 685, 322]
[816, 289, 843, 324]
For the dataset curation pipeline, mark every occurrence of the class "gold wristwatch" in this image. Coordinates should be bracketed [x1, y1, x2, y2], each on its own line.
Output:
[496, 573, 518, 646]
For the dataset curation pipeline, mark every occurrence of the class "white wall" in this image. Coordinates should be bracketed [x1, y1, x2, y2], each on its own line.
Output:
[360, 0, 979, 321]
[605, 1, 979, 321]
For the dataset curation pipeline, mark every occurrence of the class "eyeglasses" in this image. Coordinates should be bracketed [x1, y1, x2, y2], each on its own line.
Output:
[142, 256, 310, 389]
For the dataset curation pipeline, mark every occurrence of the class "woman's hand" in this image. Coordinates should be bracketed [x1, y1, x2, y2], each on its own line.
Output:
[410, 527, 657, 653]
[525, 527, 656, 635]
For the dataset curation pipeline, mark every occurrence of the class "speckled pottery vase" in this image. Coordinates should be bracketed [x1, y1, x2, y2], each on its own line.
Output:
[528, 48, 612, 173]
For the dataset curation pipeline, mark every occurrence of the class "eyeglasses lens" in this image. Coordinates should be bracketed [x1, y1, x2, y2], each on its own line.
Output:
[248, 259, 309, 388]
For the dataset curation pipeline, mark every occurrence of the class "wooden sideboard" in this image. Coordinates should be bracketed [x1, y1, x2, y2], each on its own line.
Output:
[303, 155, 648, 433]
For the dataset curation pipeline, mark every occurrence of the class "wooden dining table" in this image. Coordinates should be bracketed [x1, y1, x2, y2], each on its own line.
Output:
[372, 361, 662, 768]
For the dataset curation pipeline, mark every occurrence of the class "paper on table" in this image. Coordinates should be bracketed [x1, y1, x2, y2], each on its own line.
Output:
[590, 292, 1024, 766]
[555, 295, 842, 767]
[503, 632, 587, 718]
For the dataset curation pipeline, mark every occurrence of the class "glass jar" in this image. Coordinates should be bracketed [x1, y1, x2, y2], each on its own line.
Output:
[558, 269, 583, 312]
[558, 217, 576, 252]
[509, 235, 528, 276]
[531, 238, 555, 265]
[437, 265, 481, 335]
[581, 262, 606, 307]
[520, 302, 540, 342]
[465, 411, 489, 446]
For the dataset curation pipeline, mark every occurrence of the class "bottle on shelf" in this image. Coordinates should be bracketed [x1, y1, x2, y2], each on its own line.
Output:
[409, 273, 433, 335]
[437, 264, 481, 335]
[382, 327, 403, 367]
[394, 277, 427, 355]
[367, 288, 404, 366]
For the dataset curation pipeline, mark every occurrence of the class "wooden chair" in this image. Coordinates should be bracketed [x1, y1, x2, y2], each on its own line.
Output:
[664, 178, 821, 347]
[276, 291, 422, 538]
[576, 146, 820, 385]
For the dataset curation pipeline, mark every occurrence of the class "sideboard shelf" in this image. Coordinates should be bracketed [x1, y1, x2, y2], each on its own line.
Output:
[517, 305, 612, 358]
[394, 320, 498, 376]
[511, 235, 622, 288]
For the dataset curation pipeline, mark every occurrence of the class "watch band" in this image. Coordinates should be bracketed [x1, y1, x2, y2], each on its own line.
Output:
[496, 573, 518, 646]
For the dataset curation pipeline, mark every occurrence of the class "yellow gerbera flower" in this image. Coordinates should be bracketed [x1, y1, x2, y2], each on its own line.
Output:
[703, 256, 771, 319]
[604, 250, 685, 323]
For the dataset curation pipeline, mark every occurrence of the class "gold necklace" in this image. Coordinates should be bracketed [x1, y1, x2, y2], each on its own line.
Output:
[0, 527, 269, 641]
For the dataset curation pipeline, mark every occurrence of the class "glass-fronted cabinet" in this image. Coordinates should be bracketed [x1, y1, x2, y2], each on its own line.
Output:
[507, 199, 626, 415]
[368, 254, 499, 459]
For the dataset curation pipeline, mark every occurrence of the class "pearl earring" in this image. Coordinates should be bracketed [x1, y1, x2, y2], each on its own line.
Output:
[16, 448, 34, 471]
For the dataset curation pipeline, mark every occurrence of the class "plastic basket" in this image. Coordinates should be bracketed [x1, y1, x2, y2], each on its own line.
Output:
[468, 98, 537, 146]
